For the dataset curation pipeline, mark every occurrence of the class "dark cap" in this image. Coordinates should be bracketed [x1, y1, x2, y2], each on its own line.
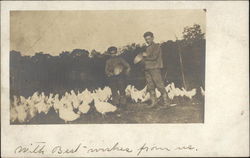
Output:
[107, 46, 118, 54]
[143, 31, 154, 38]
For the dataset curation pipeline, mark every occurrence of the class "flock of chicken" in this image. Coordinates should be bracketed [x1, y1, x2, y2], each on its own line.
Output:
[10, 83, 204, 123]
[125, 83, 198, 103]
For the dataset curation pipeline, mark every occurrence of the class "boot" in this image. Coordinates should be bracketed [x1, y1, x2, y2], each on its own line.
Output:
[147, 91, 158, 108]
[162, 93, 170, 107]
[112, 95, 120, 106]
[120, 95, 127, 105]
[118, 95, 128, 110]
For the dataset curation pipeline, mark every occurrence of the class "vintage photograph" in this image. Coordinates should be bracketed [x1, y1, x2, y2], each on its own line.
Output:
[10, 10, 206, 124]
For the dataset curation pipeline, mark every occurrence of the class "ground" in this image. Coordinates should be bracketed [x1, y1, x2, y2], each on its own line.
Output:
[12, 97, 204, 124]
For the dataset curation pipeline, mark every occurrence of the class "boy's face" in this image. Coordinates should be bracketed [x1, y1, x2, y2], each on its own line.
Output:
[110, 50, 117, 56]
[144, 36, 154, 45]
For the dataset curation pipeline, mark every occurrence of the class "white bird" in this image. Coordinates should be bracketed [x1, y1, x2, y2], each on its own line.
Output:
[78, 103, 90, 114]
[34, 101, 45, 114]
[26, 96, 34, 106]
[70, 90, 81, 109]
[125, 85, 133, 96]
[27, 104, 38, 120]
[185, 88, 197, 99]
[12, 96, 19, 107]
[15, 104, 28, 123]
[52, 94, 61, 112]
[64, 92, 70, 99]
[175, 87, 185, 97]
[92, 87, 112, 102]
[58, 104, 80, 123]
[34, 98, 51, 114]
[79, 89, 94, 105]
[168, 92, 175, 100]
[47, 93, 54, 104]
[165, 84, 175, 100]
[200, 86, 205, 96]
[155, 88, 161, 98]
[20, 96, 27, 105]
[93, 95, 117, 115]
[165, 83, 197, 100]
[125, 85, 150, 103]
[165, 83, 183, 99]
[10, 105, 18, 123]
[30, 92, 41, 104]
[55, 92, 81, 123]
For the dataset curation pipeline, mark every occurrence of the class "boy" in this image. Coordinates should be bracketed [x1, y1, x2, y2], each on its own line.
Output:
[142, 32, 169, 107]
[105, 46, 131, 107]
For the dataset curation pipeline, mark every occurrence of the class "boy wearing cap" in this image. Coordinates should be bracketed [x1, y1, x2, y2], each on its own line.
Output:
[105, 46, 131, 107]
[142, 31, 170, 107]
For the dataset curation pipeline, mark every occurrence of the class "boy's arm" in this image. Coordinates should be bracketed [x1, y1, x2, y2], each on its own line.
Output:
[105, 60, 113, 76]
[120, 59, 131, 74]
[144, 44, 161, 61]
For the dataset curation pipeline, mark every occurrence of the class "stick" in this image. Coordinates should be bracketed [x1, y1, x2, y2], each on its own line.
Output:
[175, 34, 187, 89]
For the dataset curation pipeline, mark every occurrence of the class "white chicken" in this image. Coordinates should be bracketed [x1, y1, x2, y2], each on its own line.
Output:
[92, 87, 112, 102]
[27, 104, 38, 120]
[46, 93, 54, 105]
[165, 83, 175, 99]
[182, 88, 196, 99]
[92, 90, 117, 115]
[125, 85, 150, 103]
[10, 105, 18, 123]
[80, 89, 94, 105]
[78, 103, 90, 114]
[200, 86, 205, 96]
[33, 94, 52, 115]
[52, 94, 61, 112]
[94, 99, 117, 115]
[75, 89, 93, 115]
[57, 94, 80, 123]
[20, 96, 27, 105]
[34, 101, 44, 114]
[70, 90, 82, 109]
[9, 81, 200, 124]
[15, 104, 28, 123]
[12, 96, 19, 107]
[58, 105, 80, 123]
[155, 88, 161, 98]
[165, 83, 197, 100]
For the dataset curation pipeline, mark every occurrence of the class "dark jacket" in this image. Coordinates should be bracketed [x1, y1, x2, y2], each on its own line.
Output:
[105, 56, 130, 77]
[144, 42, 163, 70]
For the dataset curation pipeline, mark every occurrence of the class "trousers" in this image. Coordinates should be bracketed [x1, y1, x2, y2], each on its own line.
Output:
[145, 68, 166, 94]
[108, 74, 127, 105]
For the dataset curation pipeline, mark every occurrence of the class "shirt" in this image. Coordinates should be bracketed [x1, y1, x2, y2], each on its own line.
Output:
[105, 56, 130, 76]
[144, 42, 163, 70]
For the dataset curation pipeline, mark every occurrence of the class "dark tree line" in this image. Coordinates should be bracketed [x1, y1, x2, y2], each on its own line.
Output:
[10, 24, 205, 98]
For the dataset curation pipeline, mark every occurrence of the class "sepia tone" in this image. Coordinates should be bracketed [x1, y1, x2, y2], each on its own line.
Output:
[1, 1, 249, 157]
[9, 10, 206, 124]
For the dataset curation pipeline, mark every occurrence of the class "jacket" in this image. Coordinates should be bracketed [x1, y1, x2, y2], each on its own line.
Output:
[105, 56, 130, 77]
[144, 42, 163, 70]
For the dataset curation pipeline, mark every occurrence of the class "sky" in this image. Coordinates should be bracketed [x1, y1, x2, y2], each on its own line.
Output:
[10, 10, 206, 56]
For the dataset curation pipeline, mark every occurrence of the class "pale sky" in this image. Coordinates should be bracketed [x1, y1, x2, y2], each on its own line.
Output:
[10, 10, 206, 56]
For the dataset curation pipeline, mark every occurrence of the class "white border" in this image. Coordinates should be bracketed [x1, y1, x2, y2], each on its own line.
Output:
[1, 1, 249, 157]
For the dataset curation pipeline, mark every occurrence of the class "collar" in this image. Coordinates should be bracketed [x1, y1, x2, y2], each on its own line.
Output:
[147, 42, 155, 47]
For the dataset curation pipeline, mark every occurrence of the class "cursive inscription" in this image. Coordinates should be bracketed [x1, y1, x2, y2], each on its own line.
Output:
[87, 142, 133, 153]
[52, 143, 83, 154]
[15, 142, 46, 154]
[137, 143, 171, 156]
[14, 142, 198, 156]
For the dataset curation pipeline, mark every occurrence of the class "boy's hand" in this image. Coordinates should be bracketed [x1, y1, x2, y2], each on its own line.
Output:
[125, 67, 131, 75]
[107, 72, 113, 77]
[142, 52, 147, 57]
